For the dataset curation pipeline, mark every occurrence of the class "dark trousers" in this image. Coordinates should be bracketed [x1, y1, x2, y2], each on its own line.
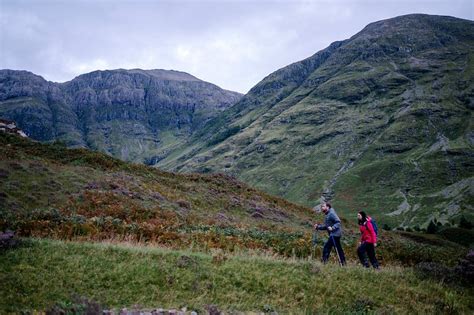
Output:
[322, 236, 346, 265]
[357, 242, 379, 269]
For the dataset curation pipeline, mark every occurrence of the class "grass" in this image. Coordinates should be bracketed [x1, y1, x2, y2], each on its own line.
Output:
[1, 238, 473, 314]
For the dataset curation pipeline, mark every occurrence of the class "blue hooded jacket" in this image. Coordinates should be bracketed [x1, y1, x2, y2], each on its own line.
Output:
[317, 208, 342, 237]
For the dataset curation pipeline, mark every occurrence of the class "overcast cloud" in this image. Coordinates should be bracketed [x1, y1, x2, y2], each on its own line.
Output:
[0, 0, 472, 93]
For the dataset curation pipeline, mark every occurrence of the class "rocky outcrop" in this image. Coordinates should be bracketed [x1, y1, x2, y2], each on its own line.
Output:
[0, 69, 242, 163]
[0, 119, 28, 138]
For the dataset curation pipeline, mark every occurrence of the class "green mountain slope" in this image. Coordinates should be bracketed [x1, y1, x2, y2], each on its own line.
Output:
[0, 132, 315, 255]
[159, 14, 474, 229]
[0, 69, 242, 164]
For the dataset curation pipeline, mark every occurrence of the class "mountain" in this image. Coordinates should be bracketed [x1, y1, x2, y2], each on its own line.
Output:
[157, 14, 474, 229]
[0, 69, 242, 163]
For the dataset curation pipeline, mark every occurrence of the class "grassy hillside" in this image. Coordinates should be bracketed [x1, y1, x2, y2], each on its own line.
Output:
[1, 239, 473, 314]
[0, 132, 318, 257]
[1, 132, 471, 264]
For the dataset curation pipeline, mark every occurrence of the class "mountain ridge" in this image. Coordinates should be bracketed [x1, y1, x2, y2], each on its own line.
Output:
[0, 68, 242, 162]
[156, 14, 474, 228]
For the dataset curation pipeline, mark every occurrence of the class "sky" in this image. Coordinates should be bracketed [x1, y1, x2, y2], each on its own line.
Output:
[0, 0, 472, 93]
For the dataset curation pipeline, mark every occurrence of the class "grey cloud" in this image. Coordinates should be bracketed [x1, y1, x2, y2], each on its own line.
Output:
[0, 0, 472, 93]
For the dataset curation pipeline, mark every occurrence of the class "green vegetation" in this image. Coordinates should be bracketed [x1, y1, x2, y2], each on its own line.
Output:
[156, 15, 474, 229]
[1, 239, 473, 314]
[1, 132, 470, 266]
[0, 133, 314, 254]
[1, 133, 473, 313]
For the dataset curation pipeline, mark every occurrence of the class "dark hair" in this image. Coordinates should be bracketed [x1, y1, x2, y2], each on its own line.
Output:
[325, 202, 332, 209]
[358, 211, 367, 225]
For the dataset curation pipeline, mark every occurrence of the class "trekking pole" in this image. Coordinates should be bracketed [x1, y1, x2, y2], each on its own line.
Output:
[312, 229, 318, 247]
[330, 234, 343, 267]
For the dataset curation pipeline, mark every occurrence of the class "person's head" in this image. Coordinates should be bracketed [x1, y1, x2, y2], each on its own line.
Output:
[322, 202, 331, 214]
[358, 211, 367, 224]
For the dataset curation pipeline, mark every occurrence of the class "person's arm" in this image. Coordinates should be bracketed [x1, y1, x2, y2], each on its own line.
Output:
[315, 223, 327, 230]
[332, 220, 341, 231]
[328, 213, 341, 231]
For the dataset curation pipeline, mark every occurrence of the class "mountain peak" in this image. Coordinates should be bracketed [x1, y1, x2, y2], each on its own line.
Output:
[125, 69, 202, 82]
[0, 69, 48, 84]
[354, 14, 474, 40]
[72, 68, 204, 83]
[162, 14, 474, 228]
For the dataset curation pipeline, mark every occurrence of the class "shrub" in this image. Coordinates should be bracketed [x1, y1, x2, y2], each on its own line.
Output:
[459, 216, 473, 229]
[46, 296, 104, 315]
[437, 227, 474, 247]
[343, 298, 377, 314]
[414, 262, 455, 283]
[415, 251, 474, 287]
[453, 250, 474, 286]
[0, 230, 20, 251]
[427, 220, 438, 234]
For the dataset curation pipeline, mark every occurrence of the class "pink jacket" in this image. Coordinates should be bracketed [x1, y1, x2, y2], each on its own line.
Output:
[360, 218, 377, 244]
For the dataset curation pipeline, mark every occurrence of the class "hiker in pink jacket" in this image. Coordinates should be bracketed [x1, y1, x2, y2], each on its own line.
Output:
[357, 211, 379, 269]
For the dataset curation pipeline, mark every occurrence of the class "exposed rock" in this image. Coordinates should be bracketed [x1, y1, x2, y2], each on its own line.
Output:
[251, 211, 264, 219]
[0, 119, 28, 138]
[205, 304, 221, 315]
[0, 69, 242, 163]
[150, 192, 165, 201]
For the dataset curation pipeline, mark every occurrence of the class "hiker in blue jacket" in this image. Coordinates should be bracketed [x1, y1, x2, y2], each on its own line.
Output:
[314, 202, 346, 265]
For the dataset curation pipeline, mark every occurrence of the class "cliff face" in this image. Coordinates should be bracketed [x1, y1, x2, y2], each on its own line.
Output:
[0, 69, 242, 163]
[158, 14, 474, 228]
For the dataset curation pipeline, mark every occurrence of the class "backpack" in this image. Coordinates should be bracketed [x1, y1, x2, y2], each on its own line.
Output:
[369, 217, 379, 237]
